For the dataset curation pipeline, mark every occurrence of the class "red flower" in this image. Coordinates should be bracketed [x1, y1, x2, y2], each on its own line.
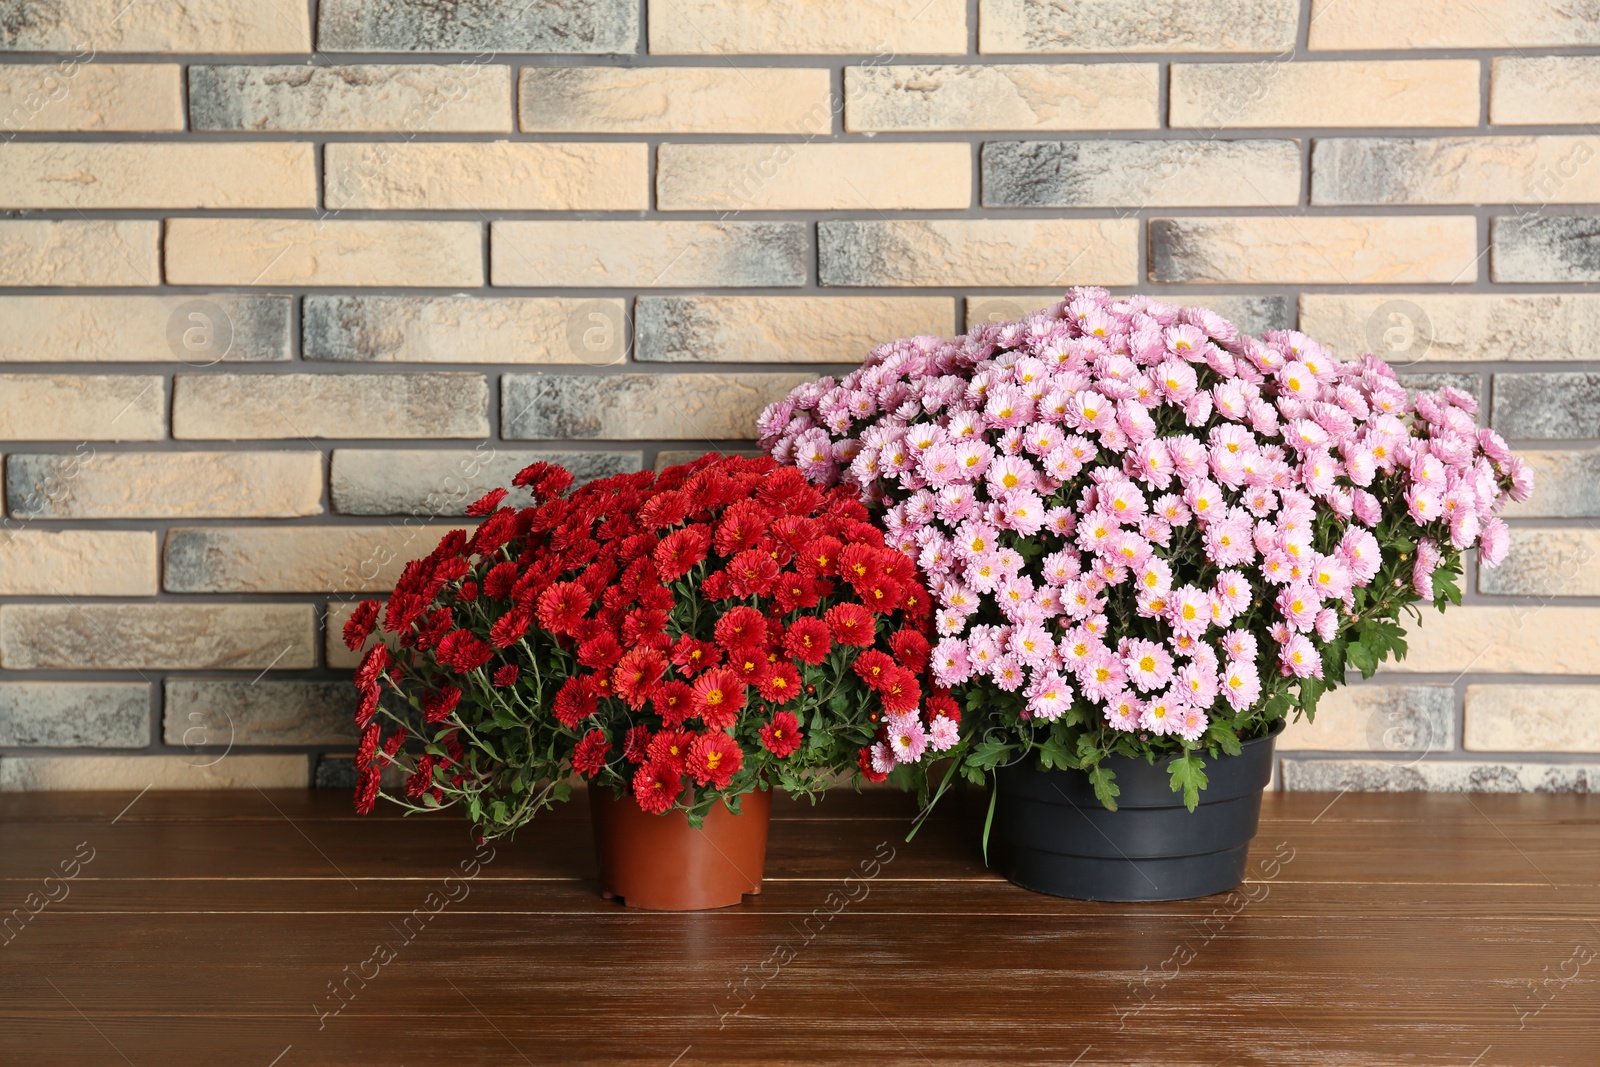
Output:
[646, 729, 695, 774]
[466, 487, 508, 516]
[553, 675, 599, 727]
[670, 636, 720, 677]
[759, 712, 803, 758]
[713, 606, 767, 651]
[492, 664, 520, 688]
[726, 549, 779, 597]
[925, 691, 961, 725]
[405, 754, 437, 798]
[383, 592, 426, 635]
[356, 685, 380, 728]
[654, 525, 711, 581]
[853, 649, 895, 690]
[577, 632, 623, 670]
[489, 606, 532, 648]
[639, 490, 690, 530]
[692, 668, 746, 730]
[343, 599, 380, 651]
[415, 608, 453, 651]
[757, 662, 801, 705]
[838, 542, 884, 592]
[826, 603, 875, 647]
[687, 731, 742, 789]
[798, 536, 843, 577]
[536, 581, 591, 635]
[860, 576, 905, 613]
[355, 766, 381, 815]
[512, 461, 574, 502]
[355, 643, 392, 691]
[652, 680, 695, 728]
[891, 629, 932, 673]
[572, 729, 609, 778]
[457, 581, 480, 602]
[436, 630, 493, 672]
[623, 723, 652, 764]
[878, 666, 921, 714]
[621, 607, 670, 648]
[356, 722, 380, 770]
[783, 618, 831, 666]
[857, 747, 888, 784]
[612, 647, 667, 710]
[773, 573, 825, 612]
[714, 500, 770, 556]
[633, 759, 683, 815]
[423, 686, 463, 723]
[728, 648, 770, 687]
[483, 560, 520, 599]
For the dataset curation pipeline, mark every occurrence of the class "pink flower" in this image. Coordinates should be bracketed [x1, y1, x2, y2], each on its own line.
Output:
[1222, 629, 1258, 661]
[1122, 639, 1175, 693]
[1140, 693, 1179, 735]
[1166, 586, 1211, 637]
[1174, 705, 1209, 743]
[1278, 634, 1322, 679]
[1103, 690, 1143, 731]
[1275, 582, 1321, 632]
[1413, 538, 1442, 601]
[885, 712, 929, 763]
[928, 715, 960, 752]
[1221, 659, 1262, 711]
[1025, 671, 1075, 722]
[1078, 651, 1126, 702]
[1405, 485, 1443, 525]
[1479, 517, 1510, 568]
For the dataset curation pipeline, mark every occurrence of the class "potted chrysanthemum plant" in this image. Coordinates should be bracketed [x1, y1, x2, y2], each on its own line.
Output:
[345, 454, 944, 910]
[759, 287, 1532, 902]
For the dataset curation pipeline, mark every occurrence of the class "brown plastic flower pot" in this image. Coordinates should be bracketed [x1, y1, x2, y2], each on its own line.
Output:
[590, 787, 771, 911]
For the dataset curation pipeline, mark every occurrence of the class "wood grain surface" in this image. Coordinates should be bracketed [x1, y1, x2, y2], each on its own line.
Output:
[0, 788, 1594, 1066]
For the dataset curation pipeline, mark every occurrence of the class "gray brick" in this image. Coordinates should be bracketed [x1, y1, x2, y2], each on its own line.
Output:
[1312, 136, 1600, 206]
[820, 219, 1139, 287]
[503, 373, 810, 441]
[165, 681, 358, 747]
[164, 526, 472, 594]
[317, 0, 637, 52]
[1507, 450, 1600, 518]
[0, 755, 308, 791]
[1149, 216, 1478, 284]
[635, 296, 955, 363]
[966, 293, 1292, 337]
[1492, 215, 1600, 283]
[331, 448, 642, 515]
[980, 0, 1298, 53]
[172, 373, 489, 440]
[0, 605, 316, 671]
[1, 295, 290, 362]
[1279, 685, 1456, 753]
[1478, 530, 1600, 597]
[0, 683, 149, 748]
[188, 64, 511, 132]
[1281, 759, 1600, 793]
[1492, 374, 1600, 440]
[303, 296, 626, 365]
[7, 451, 323, 520]
[1397, 373, 1481, 405]
[982, 140, 1300, 208]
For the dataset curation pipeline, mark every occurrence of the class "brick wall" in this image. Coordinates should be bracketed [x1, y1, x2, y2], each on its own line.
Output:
[1, 0, 1596, 793]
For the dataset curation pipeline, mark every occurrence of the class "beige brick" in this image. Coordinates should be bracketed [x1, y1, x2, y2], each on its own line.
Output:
[1492, 57, 1600, 126]
[1299, 293, 1600, 363]
[845, 62, 1158, 132]
[1505, 450, 1600, 519]
[0, 530, 156, 596]
[172, 373, 488, 440]
[189, 64, 510, 132]
[636, 296, 955, 362]
[1464, 685, 1600, 753]
[492, 221, 806, 287]
[332, 449, 642, 516]
[983, 140, 1300, 208]
[520, 67, 833, 133]
[1385, 607, 1600, 675]
[1314, 137, 1600, 206]
[0, 220, 158, 287]
[304, 296, 627, 365]
[657, 143, 970, 211]
[0, 143, 315, 210]
[966, 293, 1292, 337]
[649, 0, 966, 55]
[1309, 0, 1600, 49]
[981, 0, 1297, 53]
[325, 142, 647, 211]
[0, 64, 182, 132]
[1478, 530, 1600, 597]
[0, 295, 291, 363]
[0, 0, 310, 52]
[0, 755, 308, 792]
[1149, 216, 1479, 285]
[820, 219, 1140, 287]
[1171, 60, 1479, 128]
[502, 372, 811, 441]
[165, 681, 357, 747]
[0, 374, 164, 441]
[164, 219, 483, 288]
[1278, 685, 1455, 752]
[0, 682, 148, 748]
[7, 451, 323, 520]
[0, 604, 317, 670]
[164, 526, 474, 594]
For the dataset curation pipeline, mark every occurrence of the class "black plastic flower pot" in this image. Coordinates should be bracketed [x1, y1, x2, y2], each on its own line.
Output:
[991, 722, 1283, 902]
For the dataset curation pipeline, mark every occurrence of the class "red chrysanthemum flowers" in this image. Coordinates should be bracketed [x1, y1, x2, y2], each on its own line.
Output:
[692, 668, 746, 731]
[759, 712, 803, 758]
[633, 760, 682, 815]
[687, 730, 742, 789]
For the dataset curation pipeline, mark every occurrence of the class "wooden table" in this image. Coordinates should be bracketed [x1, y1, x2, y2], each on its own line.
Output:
[1, 787, 1595, 1066]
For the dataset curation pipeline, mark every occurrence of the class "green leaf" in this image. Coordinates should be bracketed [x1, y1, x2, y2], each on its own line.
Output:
[1037, 736, 1073, 770]
[1087, 765, 1120, 812]
[1299, 676, 1325, 718]
[966, 737, 1013, 771]
[1167, 752, 1208, 813]
[1205, 720, 1242, 758]
[1347, 640, 1378, 677]
[981, 781, 998, 866]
